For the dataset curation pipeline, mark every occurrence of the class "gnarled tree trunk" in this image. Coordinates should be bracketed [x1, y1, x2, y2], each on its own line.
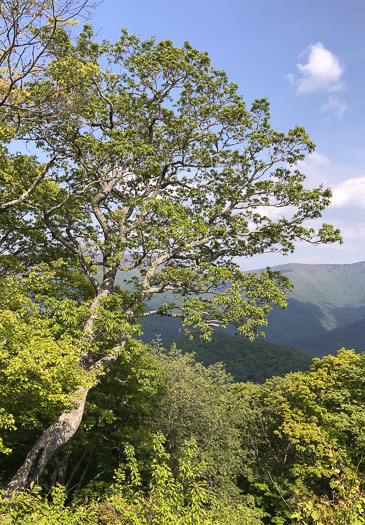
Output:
[4, 387, 89, 499]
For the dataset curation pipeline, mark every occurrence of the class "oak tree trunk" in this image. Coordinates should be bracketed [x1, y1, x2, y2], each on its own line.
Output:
[4, 387, 89, 499]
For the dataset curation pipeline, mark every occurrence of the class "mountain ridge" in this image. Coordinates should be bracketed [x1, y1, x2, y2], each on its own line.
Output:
[122, 260, 365, 357]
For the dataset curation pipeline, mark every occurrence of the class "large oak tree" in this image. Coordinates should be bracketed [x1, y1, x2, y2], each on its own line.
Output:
[0, 23, 341, 496]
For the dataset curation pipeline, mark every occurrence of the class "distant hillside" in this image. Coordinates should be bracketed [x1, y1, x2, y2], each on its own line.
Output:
[162, 331, 313, 383]
[262, 261, 365, 349]
[292, 317, 365, 357]
[117, 261, 365, 357]
[265, 261, 365, 331]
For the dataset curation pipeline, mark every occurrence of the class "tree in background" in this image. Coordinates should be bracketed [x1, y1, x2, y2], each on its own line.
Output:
[0, 16, 341, 496]
[33, 344, 251, 515]
[235, 349, 365, 524]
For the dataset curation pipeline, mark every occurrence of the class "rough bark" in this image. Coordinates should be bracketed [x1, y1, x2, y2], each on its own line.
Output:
[4, 387, 89, 499]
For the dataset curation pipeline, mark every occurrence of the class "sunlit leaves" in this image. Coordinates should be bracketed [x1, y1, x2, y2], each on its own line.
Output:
[0, 268, 94, 450]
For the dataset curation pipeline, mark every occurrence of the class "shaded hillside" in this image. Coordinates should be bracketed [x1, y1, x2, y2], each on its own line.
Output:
[242, 261, 365, 347]
[162, 331, 312, 383]
[277, 262, 365, 311]
[293, 317, 365, 357]
[264, 261, 365, 333]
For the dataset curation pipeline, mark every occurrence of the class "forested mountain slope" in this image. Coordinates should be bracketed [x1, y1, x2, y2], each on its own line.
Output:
[162, 331, 312, 383]
[264, 261, 365, 336]
[134, 261, 365, 357]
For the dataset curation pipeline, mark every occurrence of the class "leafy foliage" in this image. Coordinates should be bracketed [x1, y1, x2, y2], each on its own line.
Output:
[234, 349, 365, 523]
[0, 436, 265, 524]
[0, 267, 94, 452]
[1, 339, 365, 523]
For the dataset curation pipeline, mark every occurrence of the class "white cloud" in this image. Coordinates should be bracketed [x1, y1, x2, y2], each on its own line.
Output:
[278, 153, 365, 213]
[296, 152, 331, 183]
[336, 223, 365, 240]
[331, 176, 365, 208]
[287, 43, 347, 117]
[296, 42, 345, 94]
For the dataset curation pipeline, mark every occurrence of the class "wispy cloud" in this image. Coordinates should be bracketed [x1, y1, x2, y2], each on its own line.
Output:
[288, 43, 347, 117]
[321, 94, 347, 118]
[295, 153, 365, 210]
[295, 152, 344, 187]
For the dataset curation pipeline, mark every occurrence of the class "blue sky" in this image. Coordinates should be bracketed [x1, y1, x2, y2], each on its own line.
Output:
[90, 0, 365, 270]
